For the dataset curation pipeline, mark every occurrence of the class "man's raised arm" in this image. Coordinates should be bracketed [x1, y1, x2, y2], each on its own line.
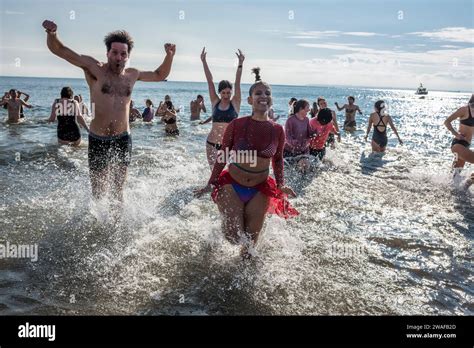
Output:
[138, 43, 176, 82]
[42, 20, 100, 74]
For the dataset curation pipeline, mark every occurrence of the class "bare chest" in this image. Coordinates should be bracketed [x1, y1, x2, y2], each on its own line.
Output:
[98, 78, 133, 98]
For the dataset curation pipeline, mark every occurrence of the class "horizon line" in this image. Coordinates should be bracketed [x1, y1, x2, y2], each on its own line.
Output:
[0, 75, 471, 94]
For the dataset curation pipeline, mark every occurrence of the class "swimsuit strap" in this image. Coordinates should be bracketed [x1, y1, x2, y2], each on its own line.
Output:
[231, 162, 269, 174]
[375, 112, 387, 130]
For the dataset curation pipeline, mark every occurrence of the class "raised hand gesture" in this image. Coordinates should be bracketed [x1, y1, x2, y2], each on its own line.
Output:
[42, 20, 57, 33]
[164, 43, 176, 57]
[235, 49, 245, 64]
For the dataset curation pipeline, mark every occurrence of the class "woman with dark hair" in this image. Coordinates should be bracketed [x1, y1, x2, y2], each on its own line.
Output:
[365, 100, 402, 152]
[317, 96, 340, 148]
[47, 86, 89, 146]
[309, 108, 340, 161]
[142, 99, 154, 122]
[158, 100, 179, 135]
[444, 94, 474, 173]
[199, 47, 245, 168]
[129, 100, 141, 122]
[288, 97, 297, 116]
[283, 99, 316, 173]
[309, 101, 318, 118]
[195, 68, 298, 259]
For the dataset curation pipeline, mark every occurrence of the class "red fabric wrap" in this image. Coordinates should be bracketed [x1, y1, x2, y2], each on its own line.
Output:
[211, 170, 299, 219]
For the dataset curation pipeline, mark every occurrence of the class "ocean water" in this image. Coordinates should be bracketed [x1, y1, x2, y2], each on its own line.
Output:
[0, 76, 472, 315]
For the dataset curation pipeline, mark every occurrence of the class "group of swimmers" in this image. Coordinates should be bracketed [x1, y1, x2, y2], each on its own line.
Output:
[2, 20, 472, 260]
[129, 95, 180, 135]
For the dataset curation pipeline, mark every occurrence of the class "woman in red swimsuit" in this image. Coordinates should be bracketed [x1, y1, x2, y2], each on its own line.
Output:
[195, 68, 298, 259]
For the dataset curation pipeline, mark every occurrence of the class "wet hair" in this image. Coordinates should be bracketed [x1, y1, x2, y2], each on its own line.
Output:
[218, 80, 232, 93]
[317, 108, 333, 125]
[104, 30, 134, 54]
[374, 100, 385, 113]
[9, 89, 17, 95]
[60, 87, 73, 99]
[310, 102, 318, 117]
[289, 97, 297, 105]
[197, 94, 203, 99]
[348, 96, 355, 102]
[146, 99, 153, 106]
[73, 95, 80, 101]
[293, 99, 310, 114]
[249, 67, 271, 96]
[130, 100, 134, 107]
[165, 100, 174, 110]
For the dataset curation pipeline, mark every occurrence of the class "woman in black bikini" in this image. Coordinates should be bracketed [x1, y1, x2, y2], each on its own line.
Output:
[444, 94, 474, 172]
[199, 47, 244, 168]
[365, 100, 402, 153]
[48, 87, 89, 146]
[161, 100, 179, 135]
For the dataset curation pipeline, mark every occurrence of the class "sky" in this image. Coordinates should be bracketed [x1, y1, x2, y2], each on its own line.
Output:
[0, 0, 473, 91]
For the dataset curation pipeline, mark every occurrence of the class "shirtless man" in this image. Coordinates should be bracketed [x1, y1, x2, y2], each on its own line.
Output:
[335, 96, 362, 132]
[0, 89, 32, 123]
[190, 95, 206, 121]
[42, 19, 175, 202]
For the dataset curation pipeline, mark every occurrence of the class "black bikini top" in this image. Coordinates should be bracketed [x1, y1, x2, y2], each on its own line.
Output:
[164, 117, 176, 124]
[460, 105, 474, 127]
[212, 100, 238, 123]
[374, 112, 387, 132]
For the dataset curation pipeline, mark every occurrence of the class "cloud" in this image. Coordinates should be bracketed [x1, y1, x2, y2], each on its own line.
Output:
[440, 45, 461, 49]
[297, 43, 364, 52]
[409, 27, 474, 44]
[3, 10, 25, 15]
[344, 32, 381, 37]
[285, 30, 382, 39]
[286, 31, 341, 39]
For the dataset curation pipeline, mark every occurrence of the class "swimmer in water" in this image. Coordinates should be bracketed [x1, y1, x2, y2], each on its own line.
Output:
[2, 90, 30, 118]
[364, 100, 402, 153]
[42, 19, 175, 202]
[142, 99, 155, 122]
[317, 96, 341, 148]
[195, 68, 298, 259]
[335, 96, 362, 132]
[190, 95, 206, 121]
[48, 86, 89, 146]
[444, 94, 474, 183]
[309, 108, 340, 161]
[0, 89, 32, 123]
[159, 100, 179, 135]
[199, 47, 245, 168]
[128, 100, 141, 122]
[48, 87, 89, 146]
[283, 99, 316, 174]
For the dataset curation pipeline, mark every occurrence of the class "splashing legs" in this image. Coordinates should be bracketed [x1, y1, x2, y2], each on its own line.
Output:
[216, 184, 245, 245]
[110, 164, 128, 203]
[242, 192, 270, 258]
[90, 167, 109, 200]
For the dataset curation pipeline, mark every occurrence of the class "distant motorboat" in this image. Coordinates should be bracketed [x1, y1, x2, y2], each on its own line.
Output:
[415, 83, 428, 95]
